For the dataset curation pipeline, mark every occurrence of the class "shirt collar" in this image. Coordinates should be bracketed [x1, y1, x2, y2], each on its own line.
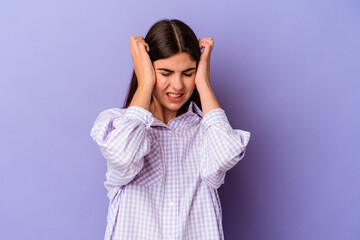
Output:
[184, 100, 203, 118]
[150, 101, 203, 127]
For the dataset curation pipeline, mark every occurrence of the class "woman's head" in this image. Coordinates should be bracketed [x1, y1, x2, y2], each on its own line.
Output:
[123, 19, 202, 115]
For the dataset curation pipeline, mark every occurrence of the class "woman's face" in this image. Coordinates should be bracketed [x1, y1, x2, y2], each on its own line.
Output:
[152, 52, 197, 118]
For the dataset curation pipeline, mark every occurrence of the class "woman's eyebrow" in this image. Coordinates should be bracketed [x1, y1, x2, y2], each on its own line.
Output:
[157, 68, 196, 72]
[157, 68, 174, 72]
[183, 68, 196, 72]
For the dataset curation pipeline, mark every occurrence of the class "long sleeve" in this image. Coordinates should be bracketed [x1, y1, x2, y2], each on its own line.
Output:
[199, 108, 251, 190]
[90, 105, 155, 187]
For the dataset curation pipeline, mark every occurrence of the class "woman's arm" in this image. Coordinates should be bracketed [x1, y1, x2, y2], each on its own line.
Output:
[128, 36, 155, 111]
[90, 106, 154, 187]
[194, 37, 222, 116]
[195, 38, 251, 189]
[199, 109, 251, 189]
[90, 36, 156, 187]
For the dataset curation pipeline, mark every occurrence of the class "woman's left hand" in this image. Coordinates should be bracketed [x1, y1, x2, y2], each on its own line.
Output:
[195, 37, 214, 89]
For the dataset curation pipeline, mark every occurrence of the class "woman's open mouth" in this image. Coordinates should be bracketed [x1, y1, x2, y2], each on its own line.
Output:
[166, 92, 184, 102]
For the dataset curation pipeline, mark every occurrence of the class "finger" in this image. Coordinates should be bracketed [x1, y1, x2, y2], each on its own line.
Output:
[136, 41, 150, 55]
[135, 38, 150, 52]
[129, 37, 139, 56]
[132, 36, 145, 40]
[200, 39, 214, 46]
[130, 36, 148, 49]
[199, 37, 213, 45]
[199, 39, 207, 52]
[199, 39, 214, 51]
[130, 36, 145, 45]
[199, 37, 213, 42]
[199, 41, 212, 54]
[130, 36, 143, 54]
[144, 43, 150, 52]
[199, 38, 214, 46]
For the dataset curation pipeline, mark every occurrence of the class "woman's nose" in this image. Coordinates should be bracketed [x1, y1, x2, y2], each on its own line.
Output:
[171, 74, 184, 91]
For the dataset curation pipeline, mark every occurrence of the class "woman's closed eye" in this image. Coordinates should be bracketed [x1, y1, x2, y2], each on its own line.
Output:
[160, 73, 193, 77]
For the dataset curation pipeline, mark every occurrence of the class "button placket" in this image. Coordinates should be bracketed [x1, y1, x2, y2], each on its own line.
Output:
[164, 126, 178, 239]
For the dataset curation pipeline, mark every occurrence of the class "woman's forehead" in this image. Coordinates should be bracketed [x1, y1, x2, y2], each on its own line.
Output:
[154, 52, 196, 70]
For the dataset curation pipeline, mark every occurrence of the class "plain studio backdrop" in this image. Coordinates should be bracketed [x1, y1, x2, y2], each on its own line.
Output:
[0, 1, 359, 239]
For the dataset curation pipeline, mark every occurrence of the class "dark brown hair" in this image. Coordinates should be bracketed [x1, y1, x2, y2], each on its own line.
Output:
[122, 19, 202, 113]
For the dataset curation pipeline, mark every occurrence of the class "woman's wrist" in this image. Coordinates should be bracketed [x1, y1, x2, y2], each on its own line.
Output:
[196, 82, 222, 116]
[129, 84, 154, 111]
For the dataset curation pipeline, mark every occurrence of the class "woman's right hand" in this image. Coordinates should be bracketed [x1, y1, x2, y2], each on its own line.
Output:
[129, 36, 156, 88]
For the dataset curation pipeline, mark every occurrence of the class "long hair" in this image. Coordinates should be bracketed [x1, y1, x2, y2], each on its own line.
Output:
[122, 19, 202, 113]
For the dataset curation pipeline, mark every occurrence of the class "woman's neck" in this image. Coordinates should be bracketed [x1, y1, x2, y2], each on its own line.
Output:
[150, 101, 178, 125]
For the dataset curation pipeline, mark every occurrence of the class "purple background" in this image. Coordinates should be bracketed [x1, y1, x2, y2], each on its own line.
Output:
[1, 1, 359, 239]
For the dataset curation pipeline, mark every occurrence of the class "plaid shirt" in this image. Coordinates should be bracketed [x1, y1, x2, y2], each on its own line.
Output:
[90, 101, 250, 240]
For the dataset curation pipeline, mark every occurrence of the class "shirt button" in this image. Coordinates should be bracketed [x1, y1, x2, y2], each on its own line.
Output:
[169, 165, 173, 170]
[169, 201, 174, 207]
[169, 131, 173, 135]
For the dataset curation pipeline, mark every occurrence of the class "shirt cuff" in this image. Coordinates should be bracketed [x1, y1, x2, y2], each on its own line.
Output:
[201, 108, 230, 130]
[117, 105, 154, 129]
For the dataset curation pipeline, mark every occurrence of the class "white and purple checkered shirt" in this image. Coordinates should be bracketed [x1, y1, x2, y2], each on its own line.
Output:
[90, 101, 250, 240]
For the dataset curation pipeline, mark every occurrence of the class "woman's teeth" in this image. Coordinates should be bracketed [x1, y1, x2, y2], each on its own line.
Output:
[167, 93, 183, 97]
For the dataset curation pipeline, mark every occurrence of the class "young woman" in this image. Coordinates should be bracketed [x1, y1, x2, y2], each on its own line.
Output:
[90, 19, 251, 240]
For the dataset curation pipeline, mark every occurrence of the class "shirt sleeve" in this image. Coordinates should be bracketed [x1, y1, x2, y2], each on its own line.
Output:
[90, 105, 155, 187]
[199, 108, 251, 190]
